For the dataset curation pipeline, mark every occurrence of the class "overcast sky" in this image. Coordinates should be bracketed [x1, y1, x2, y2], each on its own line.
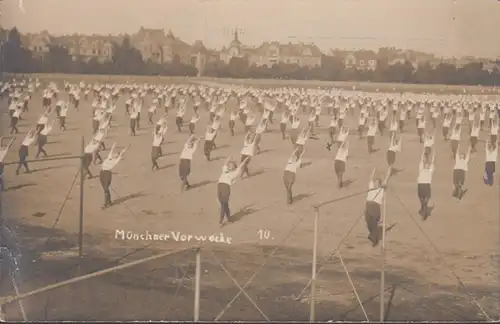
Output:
[2, 0, 500, 58]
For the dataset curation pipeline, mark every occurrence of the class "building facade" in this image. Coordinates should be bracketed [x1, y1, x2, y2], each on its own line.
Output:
[220, 31, 322, 68]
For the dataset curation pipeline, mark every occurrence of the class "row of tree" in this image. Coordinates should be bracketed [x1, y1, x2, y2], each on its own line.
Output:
[2, 27, 500, 86]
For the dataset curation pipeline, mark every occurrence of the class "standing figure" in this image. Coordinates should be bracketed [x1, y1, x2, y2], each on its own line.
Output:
[484, 140, 498, 186]
[283, 148, 305, 204]
[99, 143, 129, 208]
[334, 139, 349, 188]
[417, 149, 435, 219]
[217, 156, 250, 226]
[452, 146, 471, 199]
[179, 135, 200, 191]
[16, 129, 38, 175]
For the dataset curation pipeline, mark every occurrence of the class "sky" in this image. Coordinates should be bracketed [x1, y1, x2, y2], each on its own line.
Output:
[1, 0, 500, 58]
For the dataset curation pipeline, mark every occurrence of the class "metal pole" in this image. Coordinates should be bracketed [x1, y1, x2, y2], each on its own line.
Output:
[78, 136, 85, 261]
[379, 192, 387, 322]
[310, 206, 319, 322]
[194, 248, 201, 322]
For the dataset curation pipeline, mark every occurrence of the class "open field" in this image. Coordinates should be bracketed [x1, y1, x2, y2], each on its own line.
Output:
[5, 72, 500, 94]
[0, 78, 499, 321]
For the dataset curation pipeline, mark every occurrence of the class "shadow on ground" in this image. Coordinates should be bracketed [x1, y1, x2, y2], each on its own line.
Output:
[1, 222, 498, 322]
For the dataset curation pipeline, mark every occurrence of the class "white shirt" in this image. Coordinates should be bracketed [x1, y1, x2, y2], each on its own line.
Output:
[335, 147, 348, 162]
[337, 130, 348, 143]
[218, 169, 240, 185]
[454, 157, 469, 171]
[417, 119, 426, 129]
[443, 118, 452, 127]
[0, 149, 9, 163]
[366, 181, 384, 204]
[94, 130, 106, 142]
[241, 142, 255, 156]
[280, 114, 289, 124]
[40, 124, 53, 136]
[291, 119, 300, 129]
[388, 141, 401, 152]
[450, 129, 461, 141]
[130, 109, 139, 119]
[205, 130, 217, 141]
[190, 115, 200, 124]
[296, 132, 308, 145]
[85, 142, 100, 154]
[148, 105, 157, 113]
[486, 147, 498, 162]
[389, 120, 398, 132]
[13, 108, 22, 118]
[180, 144, 197, 160]
[491, 124, 499, 135]
[38, 115, 48, 125]
[152, 134, 163, 147]
[424, 136, 434, 148]
[329, 118, 338, 128]
[285, 158, 302, 173]
[418, 165, 434, 184]
[22, 134, 37, 146]
[101, 157, 122, 171]
[367, 124, 377, 136]
[470, 126, 480, 137]
[245, 116, 255, 126]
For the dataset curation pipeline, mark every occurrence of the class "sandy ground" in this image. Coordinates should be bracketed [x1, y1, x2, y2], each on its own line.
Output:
[0, 79, 499, 321]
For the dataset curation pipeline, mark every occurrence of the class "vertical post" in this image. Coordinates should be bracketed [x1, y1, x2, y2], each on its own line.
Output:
[194, 248, 201, 322]
[78, 136, 85, 262]
[379, 192, 387, 322]
[310, 206, 319, 322]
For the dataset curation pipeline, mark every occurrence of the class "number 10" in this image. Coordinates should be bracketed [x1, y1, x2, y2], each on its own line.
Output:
[257, 229, 270, 240]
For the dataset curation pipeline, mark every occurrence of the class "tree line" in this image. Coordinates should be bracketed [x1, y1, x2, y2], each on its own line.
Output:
[2, 27, 500, 86]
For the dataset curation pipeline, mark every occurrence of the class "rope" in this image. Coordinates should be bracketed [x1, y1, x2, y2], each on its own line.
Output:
[163, 258, 192, 320]
[389, 188, 492, 322]
[110, 186, 141, 218]
[41, 167, 80, 248]
[213, 202, 311, 321]
[2, 155, 81, 166]
[337, 251, 369, 322]
[0, 247, 196, 306]
[208, 249, 270, 322]
[295, 186, 387, 301]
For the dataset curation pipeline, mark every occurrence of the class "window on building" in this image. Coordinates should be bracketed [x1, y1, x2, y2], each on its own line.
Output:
[93, 49, 97, 55]
[359, 60, 365, 66]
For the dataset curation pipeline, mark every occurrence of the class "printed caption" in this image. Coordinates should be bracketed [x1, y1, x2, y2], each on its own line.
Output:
[257, 229, 274, 240]
[115, 230, 232, 244]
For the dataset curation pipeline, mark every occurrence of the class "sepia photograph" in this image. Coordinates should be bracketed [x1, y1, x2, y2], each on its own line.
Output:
[0, 0, 499, 321]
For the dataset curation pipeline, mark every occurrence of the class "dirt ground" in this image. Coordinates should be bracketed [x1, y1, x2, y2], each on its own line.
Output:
[0, 78, 499, 321]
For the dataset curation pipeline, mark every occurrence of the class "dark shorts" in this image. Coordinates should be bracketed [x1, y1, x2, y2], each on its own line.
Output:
[283, 170, 295, 189]
[485, 161, 496, 174]
[364, 201, 381, 233]
[334, 159, 345, 175]
[217, 182, 231, 203]
[417, 183, 431, 200]
[453, 169, 466, 186]
[386, 150, 396, 165]
[179, 158, 191, 178]
[100, 170, 112, 188]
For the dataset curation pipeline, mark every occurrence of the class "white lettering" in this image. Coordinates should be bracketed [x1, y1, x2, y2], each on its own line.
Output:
[114, 230, 233, 244]
[115, 230, 125, 240]
[171, 231, 181, 241]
